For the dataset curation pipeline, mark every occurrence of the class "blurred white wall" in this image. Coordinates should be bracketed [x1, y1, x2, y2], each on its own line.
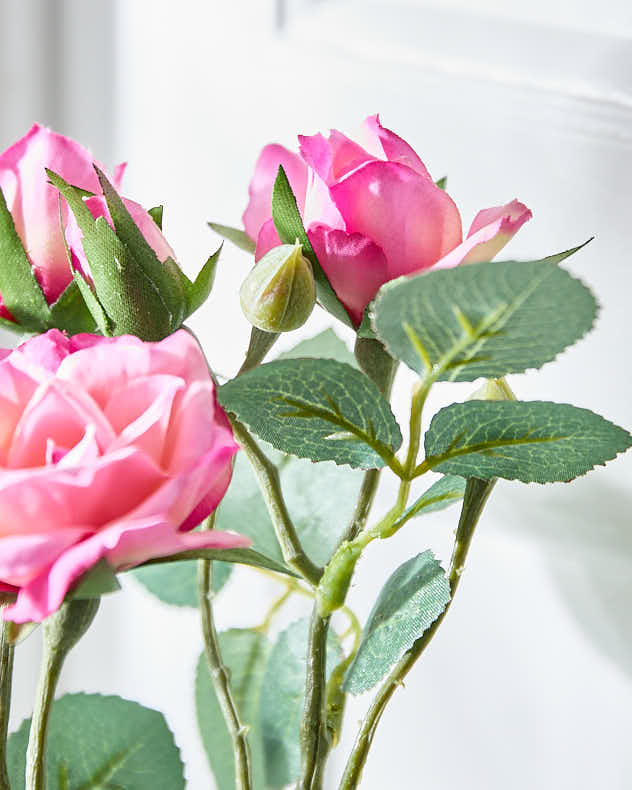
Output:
[2, 1, 632, 788]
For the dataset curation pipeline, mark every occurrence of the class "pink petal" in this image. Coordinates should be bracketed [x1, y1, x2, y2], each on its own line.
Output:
[0, 447, 167, 536]
[302, 170, 345, 231]
[433, 199, 532, 270]
[362, 114, 432, 179]
[299, 130, 375, 185]
[4, 516, 249, 623]
[242, 144, 308, 242]
[0, 528, 89, 586]
[330, 161, 462, 279]
[113, 162, 127, 189]
[307, 224, 389, 326]
[0, 124, 113, 303]
[254, 217, 282, 262]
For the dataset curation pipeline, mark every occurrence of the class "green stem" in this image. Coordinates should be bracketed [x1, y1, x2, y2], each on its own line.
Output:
[26, 598, 99, 790]
[296, 608, 331, 790]
[0, 606, 15, 790]
[230, 419, 322, 586]
[198, 529, 252, 790]
[338, 477, 496, 789]
[238, 327, 280, 376]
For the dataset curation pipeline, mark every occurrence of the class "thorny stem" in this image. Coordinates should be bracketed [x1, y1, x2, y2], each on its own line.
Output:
[25, 599, 99, 790]
[338, 478, 496, 789]
[230, 419, 323, 587]
[0, 605, 15, 790]
[198, 516, 253, 790]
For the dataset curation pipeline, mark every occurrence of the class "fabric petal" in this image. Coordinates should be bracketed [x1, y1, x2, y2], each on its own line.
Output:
[242, 144, 308, 241]
[254, 217, 282, 262]
[433, 199, 532, 270]
[307, 224, 389, 326]
[330, 161, 462, 279]
[0, 528, 89, 586]
[299, 130, 375, 185]
[362, 114, 432, 179]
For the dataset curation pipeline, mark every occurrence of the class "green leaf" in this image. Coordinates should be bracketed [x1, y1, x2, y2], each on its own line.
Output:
[8, 693, 185, 789]
[72, 559, 121, 600]
[423, 400, 632, 483]
[218, 358, 402, 469]
[208, 221, 256, 254]
[48, 278, 98, 334]
[435, 175, 448, 189]
[185, 245, 222, 317]
[373, 259, 597, 381]
[71, 269, 111, 335]
[0, 186, 51, 330]
[271, 166, 353, 327]
[277, 327, 357, 367]
[48, 169, 174, 340]
[391, 475, 466, 532]
[538, 238, 592, 265]
[148, 205, 164, 229]
[196, 631, 270, 790]
[0, 315, 25, 335]
[344, 551, 450, 695]
[260, 618, 342, 788]
[356, 306, 377, 339]
[132, 560, 231, 607]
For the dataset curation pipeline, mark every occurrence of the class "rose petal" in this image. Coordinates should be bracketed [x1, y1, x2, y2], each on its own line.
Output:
[433, 199, 532, 270]
[362, 114, 432, 179]
[0, 528, 89, 586]
[242, 144, 308, 241]
[330, 161, 462, 279]
[254, 217, 282, 262]
[307, 224, 389, 326]
[299, 130, 375, 185]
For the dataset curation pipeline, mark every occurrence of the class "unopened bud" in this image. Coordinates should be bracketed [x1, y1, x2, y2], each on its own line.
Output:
[467, 378, 516, 401]
[240, 241, 316, 332]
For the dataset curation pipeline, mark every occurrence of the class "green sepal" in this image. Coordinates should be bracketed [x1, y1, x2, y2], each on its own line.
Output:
[184, 245, 222, 317]
[48, 279, 98, 334]
[134, 547, 298, 578]
[0, 185, 51, 330]
[208, 221, 256, 254]
[148, 204, 164, 229]
[272, 165, 353, 327]
[71, 558, 121, 599]
[48, 169, 175, 340]
[435, 175, 448, 189]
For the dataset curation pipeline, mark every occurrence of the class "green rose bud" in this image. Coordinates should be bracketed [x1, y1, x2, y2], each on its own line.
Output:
[240, 241, 316, 332]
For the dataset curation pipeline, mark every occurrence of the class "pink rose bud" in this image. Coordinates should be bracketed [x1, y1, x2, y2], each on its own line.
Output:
[0, 329, 246, 623]
[0, 124, 126, 321]
[243, 115, 532, 326]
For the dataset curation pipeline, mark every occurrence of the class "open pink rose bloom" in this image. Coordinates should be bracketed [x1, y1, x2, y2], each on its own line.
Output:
[0, 123, 174, 320]
[243, 114, 532, 326]
[0, 329, 246, 623]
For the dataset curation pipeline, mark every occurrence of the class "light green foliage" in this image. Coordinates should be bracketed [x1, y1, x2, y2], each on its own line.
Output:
[272, 166, 352, 327]
[424, 400, 632, 483]
[48, 279, 98, 334]
[218, 358, 402, 469]
[132, 560, 231, 607]
[344, 551, 450, 694]
[259, 619, 342, 788]
[0, 186, 51, 330]
[391, 475, 466, 532]
[208, 221, 256, 254]
[373, 259, 597, 381]
[277, 327, 357, 367]
[8, 693, 185, 789]
[196, 631, 271, 790]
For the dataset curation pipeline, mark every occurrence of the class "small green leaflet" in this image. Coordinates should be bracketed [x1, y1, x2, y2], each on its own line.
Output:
[208, 221, 256, 254]
[390, 475, 466, 533]
[71, 559, 121, 600]
[0, 186, 51, 331]
[48, 279, 98, 334]
[219, 358, 402, 469]
[276, 327, 357, 367]
[272, 166, 353, 327]
[344, 551, 450, 694]
[196, 631, 271, 790]
[8, 694, 185, 789]
[423, 400, 632, 483]
[132, 560, 231, 607]
[260, 618, 342, 788]
[148, 205, 164, 229]
[373, 258, 597, 381]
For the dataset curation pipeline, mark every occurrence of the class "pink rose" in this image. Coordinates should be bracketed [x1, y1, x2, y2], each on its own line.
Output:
[0, 124, 126, 320]
[0, 329, 245, 623]
[243, 114, 532, 326]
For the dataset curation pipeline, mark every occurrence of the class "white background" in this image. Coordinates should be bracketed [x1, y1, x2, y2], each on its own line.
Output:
[1, 1, 631, 788]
